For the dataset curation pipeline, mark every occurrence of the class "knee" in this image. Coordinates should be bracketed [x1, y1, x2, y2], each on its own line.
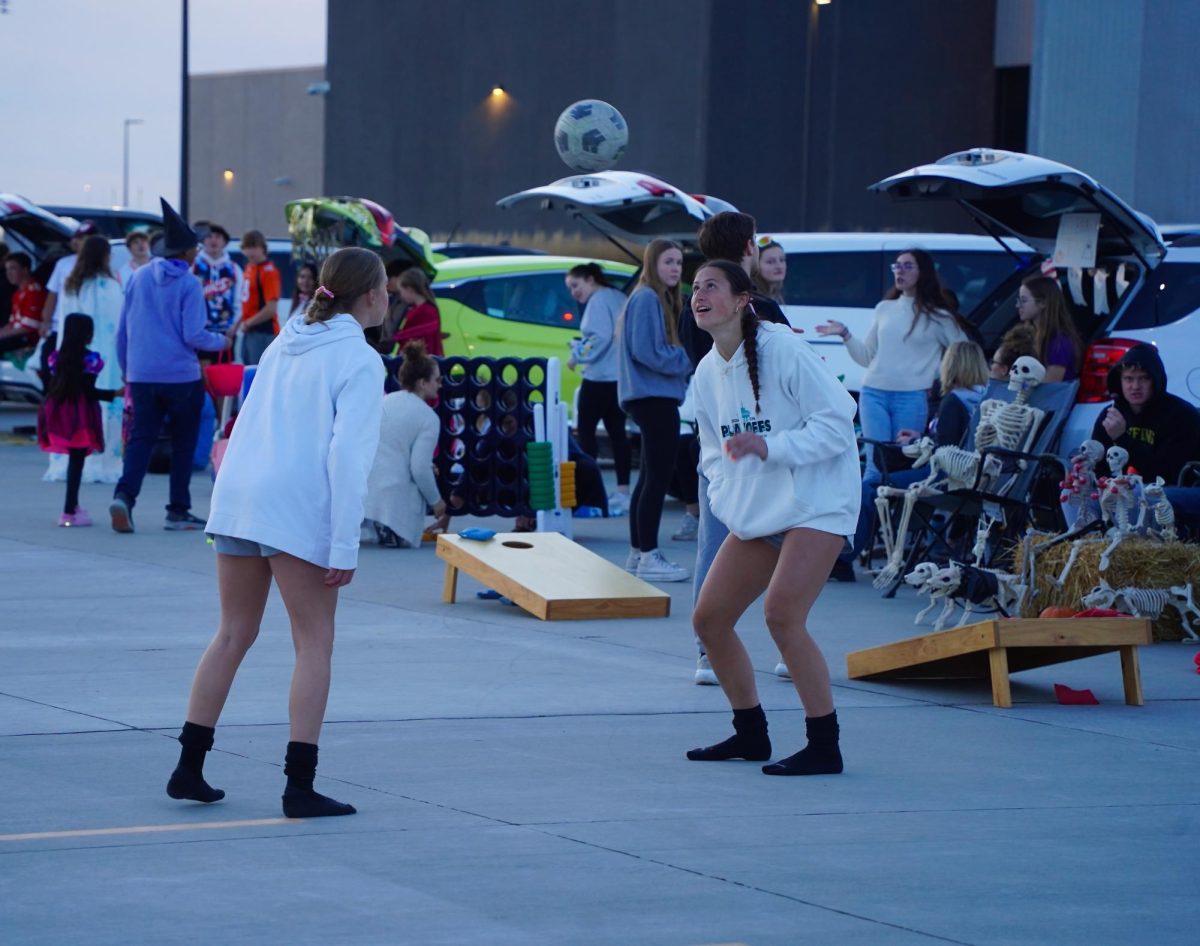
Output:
[692, 604, 731, 650]
[214, 623, 259, 656]
[763, 599, 799, 644]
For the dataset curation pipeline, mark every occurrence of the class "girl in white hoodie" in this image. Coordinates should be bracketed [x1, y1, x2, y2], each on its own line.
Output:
[166, 248, 387, 818]
[688, 261, 860, 776]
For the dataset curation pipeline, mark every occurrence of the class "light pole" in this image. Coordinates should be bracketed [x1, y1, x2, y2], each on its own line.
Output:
[123, 118, 144, 207]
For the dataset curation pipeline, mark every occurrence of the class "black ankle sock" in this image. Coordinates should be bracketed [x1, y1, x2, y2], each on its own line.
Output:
[687, 705, 771, 762]
[166, 722, 225, 803]
[281, 741, 356, 818]
[762, 711, 843, 776]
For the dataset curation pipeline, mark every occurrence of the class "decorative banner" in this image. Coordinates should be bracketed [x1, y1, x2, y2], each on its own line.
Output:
[1052, 213, 1101, 268]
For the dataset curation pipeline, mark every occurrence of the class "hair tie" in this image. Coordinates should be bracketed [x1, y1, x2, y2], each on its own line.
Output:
[315, 285, 335, 300]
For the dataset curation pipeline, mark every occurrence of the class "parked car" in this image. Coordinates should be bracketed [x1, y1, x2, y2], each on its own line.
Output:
[498, 171, 1027, 392]
[43, 205, 162, 240]
[432, 254, 637, 406]
[871, 147, 1200, 457]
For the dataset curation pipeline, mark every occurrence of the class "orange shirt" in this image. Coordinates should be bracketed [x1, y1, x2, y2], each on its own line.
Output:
[241, 260, 282, 334]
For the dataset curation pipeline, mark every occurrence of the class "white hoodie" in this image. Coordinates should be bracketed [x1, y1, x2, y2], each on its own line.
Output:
[207, 314, 384, 569]
[693, 322, 861, 540]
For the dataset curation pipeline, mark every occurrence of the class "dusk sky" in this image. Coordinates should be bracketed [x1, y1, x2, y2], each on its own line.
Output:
[0, 0, 326, 210]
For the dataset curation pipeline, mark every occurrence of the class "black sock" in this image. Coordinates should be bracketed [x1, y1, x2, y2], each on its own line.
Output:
[166, 721, 225, 803]
[762, 710, 843, 776]
[687, 705, 771, 762]
[281, 741, 356, 818]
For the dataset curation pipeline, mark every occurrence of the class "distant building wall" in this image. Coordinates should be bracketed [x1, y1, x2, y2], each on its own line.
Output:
[188, 66, 325, 237]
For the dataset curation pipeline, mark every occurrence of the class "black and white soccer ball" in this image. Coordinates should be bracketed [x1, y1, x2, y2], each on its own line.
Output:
[553, 99, 629, 172]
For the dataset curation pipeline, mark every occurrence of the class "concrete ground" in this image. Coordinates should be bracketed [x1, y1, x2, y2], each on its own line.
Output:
[1, 403, 1196, 946]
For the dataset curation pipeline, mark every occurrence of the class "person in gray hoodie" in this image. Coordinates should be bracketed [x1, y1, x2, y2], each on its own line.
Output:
[109, 199, 229, 534]
[616, 239, 693, 583]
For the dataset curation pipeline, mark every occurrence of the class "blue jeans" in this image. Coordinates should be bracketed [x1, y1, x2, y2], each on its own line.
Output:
[858, 386, 930, 485]
[115, 380, 205, 514]
[1164, 487, 1200, 540]
[692, 471, 730, 655]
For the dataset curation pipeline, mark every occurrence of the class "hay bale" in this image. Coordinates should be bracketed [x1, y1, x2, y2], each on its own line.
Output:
[1013, 535, 1200, 641]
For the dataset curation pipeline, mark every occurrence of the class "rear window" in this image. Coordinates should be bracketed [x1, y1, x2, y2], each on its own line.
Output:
[932, 251, 1025, 316]
[479, 273, 581, 329]
[1114, 261, 1200, 329]
[782, 251, 884, 308]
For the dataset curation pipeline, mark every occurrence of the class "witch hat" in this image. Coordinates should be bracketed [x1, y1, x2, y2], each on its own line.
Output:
[152, 197, 209, 258]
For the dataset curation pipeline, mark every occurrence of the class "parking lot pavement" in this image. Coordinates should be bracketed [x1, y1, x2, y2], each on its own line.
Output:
[2, 404, 1197, 946]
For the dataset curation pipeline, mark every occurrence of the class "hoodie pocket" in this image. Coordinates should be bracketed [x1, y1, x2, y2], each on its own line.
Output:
[709, 457, 809, 540]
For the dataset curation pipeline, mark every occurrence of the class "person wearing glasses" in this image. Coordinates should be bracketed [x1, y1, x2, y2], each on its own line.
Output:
[1015, 275, 1084, 383]
[815, 249, 970, 579]
[752, 237, 787, 304]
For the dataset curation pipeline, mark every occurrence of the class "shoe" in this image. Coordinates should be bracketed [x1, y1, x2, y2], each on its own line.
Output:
[774, 661, 792, 680]
[109, 495, 134, 533]
[58, 507, 93, 528]
[636, 549, 691, 583]
[164, 511, 207, 531]
[623, 549, 642, 574]
[828, 558, 857, 582]
[672, 511, 699, 541]
[606, 492, 629, 517]
[694, 654, 719, 686]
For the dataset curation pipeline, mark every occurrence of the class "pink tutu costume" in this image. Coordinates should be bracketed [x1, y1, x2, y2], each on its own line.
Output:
[37, 350, 105, 455]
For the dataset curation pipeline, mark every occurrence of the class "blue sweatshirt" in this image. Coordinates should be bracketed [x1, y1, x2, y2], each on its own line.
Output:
[616, 286, 692, 408]
[117, 258, 227, 383]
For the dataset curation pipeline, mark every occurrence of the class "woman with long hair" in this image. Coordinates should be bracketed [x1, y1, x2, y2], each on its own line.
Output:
[689, 260, 859, 775]
[566, 261, 632, 513]
[47, 235, 124, 484]
[1016, 275, 1083, 383]
[389, 268, 443, 356]
[616, 238, 692, 582]
[815, 248, 970, 490]
[167, 247, 388, 818]
[752, 238, 787, 303]
[288, 262, 319, 324]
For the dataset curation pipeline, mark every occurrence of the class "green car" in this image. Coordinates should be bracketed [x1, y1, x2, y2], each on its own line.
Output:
[432, 255, 637, 407]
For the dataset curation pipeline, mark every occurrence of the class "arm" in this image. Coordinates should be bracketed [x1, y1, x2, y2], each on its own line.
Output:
[409, 411, 443, 508]
[116, 289, 130, 376]
[934, 395, 970, 448]
[842, 308, 879, 367]
[625, 291, 692, 376]
[180, 282, 229, 353]
[241, 266, 280, 330]
[761, 342, 859, 469]
[326, 361, 385, 570]
[573, 292, 617, 366]
[39, 291, 56, 338]
[693, 370, 725, 498]
[390, 305, 440, 343]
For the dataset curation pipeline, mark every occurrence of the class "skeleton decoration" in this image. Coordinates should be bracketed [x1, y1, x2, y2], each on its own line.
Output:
[871, 358, 1047, 591]
[1052, 440, 1107, 587]
[1081, 579, 1200, 641]
[906, 561, 1026, 631]
[1097, 446, 1140, 571]
[1138, 477, 1178, 542]
[969, 514, 998, 566]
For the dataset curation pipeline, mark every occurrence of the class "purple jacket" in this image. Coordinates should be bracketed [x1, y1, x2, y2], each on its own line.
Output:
[117, 258, 226, 383]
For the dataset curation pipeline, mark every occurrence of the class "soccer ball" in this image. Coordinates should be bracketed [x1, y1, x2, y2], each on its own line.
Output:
[553, 100, 629, 172]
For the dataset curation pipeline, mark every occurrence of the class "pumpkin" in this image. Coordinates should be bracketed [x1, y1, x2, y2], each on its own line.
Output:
[1039, 606, 1077, 619]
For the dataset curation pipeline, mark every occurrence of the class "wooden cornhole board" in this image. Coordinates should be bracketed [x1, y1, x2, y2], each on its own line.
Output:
[846, 618, 1152, 707]
[436, 532, 671, 621]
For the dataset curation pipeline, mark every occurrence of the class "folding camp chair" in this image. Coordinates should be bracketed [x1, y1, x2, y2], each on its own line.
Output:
[877, 380, 1078, 595]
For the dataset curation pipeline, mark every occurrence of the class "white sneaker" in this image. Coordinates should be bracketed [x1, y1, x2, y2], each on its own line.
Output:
[694, 654, 718, 685]
[624, 549, 642, 574]
[636, 548, 691, 582]
[672, 511, 699, 541]
[607, 492, 629, 517]
[774, 661, 792, 680]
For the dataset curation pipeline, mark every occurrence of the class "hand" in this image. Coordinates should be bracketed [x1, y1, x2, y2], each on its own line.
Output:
[223, 336, 234, 350]
[38, 320, 52, 339]
[815, 320, 847, 339]
[1101, 407, 1126, 440]
[724, 432, 768, 462]
[567, 359, 577, 371]
[895, 428, 919, 445]
[432, 500, 447, 519]
[224, 325, 238, 339]
[323, 567, 355, 588]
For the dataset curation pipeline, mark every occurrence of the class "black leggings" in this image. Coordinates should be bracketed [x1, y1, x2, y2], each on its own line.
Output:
[625, 397, 680, 553]
[576, 379, 631, 486]
[65, 448, 87, 514]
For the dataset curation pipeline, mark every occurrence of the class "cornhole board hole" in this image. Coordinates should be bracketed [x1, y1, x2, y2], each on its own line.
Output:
[846, 618, 1152, 707]
[437, 532, 671, 621]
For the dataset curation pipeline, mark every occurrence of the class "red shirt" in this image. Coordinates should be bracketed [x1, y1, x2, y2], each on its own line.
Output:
[8, 280, 47, 342]
[241, 260, 282, 334]
[390, 301, 444, 356]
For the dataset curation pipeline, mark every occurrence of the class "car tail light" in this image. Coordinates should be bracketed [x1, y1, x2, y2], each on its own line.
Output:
[690, 194, 707, 204]
[1077, 338, 1141, 402]
[637, 179, 674, 198]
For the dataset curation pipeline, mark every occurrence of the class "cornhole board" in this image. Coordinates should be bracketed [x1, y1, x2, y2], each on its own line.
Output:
[846, 618, 1152, 707]
[436, 532, 671, 621]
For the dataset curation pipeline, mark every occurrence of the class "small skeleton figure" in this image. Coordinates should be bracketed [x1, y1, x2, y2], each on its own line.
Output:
[1081, 579, 1200, 641]
[1059, 439, 1104, 529]
[974, 356, 1047, 454]
[902, 437, 981, 493]
[1097, 446, 1140, 570]
[968, 514, 998, 565]
[1138, 476, 1178, 542]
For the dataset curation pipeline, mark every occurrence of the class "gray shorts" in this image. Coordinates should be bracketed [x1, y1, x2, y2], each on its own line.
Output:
[209, 533, 282, 557]
[760, 533, 786, 550]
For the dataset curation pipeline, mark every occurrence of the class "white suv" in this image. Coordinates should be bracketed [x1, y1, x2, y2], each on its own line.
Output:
[872, 148, 1200, 457]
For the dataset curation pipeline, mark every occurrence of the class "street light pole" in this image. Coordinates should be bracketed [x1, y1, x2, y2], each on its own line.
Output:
[180, 0, 190, 216]
[123, 118, 144, 208]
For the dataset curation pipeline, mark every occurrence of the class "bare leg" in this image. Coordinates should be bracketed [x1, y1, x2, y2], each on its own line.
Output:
[185, 553, 273, 726]
[269, 552, 340, 744]
[763, 528, 843, 717]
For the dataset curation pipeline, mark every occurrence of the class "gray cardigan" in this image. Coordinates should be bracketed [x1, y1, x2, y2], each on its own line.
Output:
[616, 286, 692, 408]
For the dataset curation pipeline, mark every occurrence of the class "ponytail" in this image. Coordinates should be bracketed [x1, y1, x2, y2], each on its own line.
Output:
[306, 248, 386, 324]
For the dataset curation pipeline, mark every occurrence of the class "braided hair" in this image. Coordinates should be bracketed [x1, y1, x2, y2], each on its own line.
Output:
[698, 259, 762, 414]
